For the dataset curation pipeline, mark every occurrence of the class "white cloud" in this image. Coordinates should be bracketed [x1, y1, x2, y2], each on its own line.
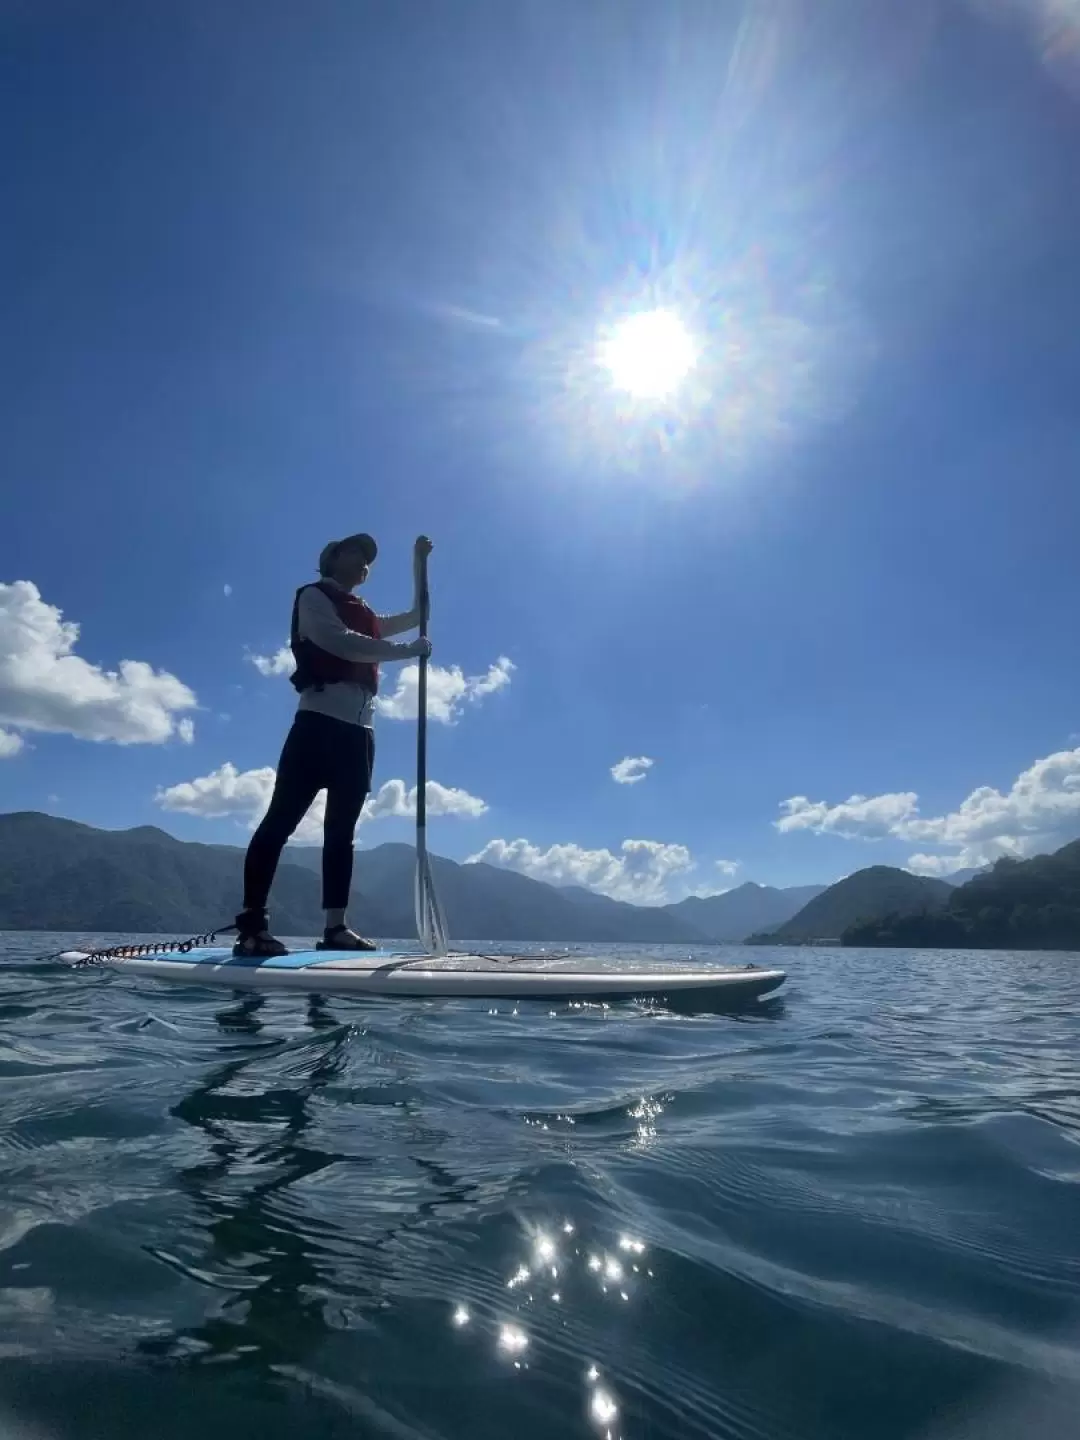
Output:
[905, 853, 984, 878]
[432, 300, 505, 331]
[155, 763, 487, 841]
[467, 836, 694, 905]
[363, 779, 489, 821]
[223, 584, 233, 598]
[177, 717, 195, 744]
[469, 656, 515, 698]
[0, 580, 196, 747]
[158, 761, 277, 816]
[674, 861, 741, 900]
[245, 646, 515, 727]
[0, 729, 24, 758]
[611, 755, 654, 785]
[776, 792, 920, 839]
[248, 646, 293, 677]
[775, 747, 1080, 873]
[375, 656, 514, 724]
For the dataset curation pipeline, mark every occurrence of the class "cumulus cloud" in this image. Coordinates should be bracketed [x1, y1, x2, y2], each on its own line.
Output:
[363, 778, 489, 821]
[775, 747, 1080, 873]
[376, 656, 514, 724]
[248, 646, 293, 677]
[467, 836, 694, 905]
[468, 656, 516, 699]
[776, 792, 920, 840]
[0, 729, 24, 758]
[156, 763, 487, 841]
[611, 755, 654, 785]
[673, 859, 741, 900]
[905, 852, 988, 879]
[157, 761, 282, 822]
[245, 646, 515, 727]
[0, 580, 196, 747]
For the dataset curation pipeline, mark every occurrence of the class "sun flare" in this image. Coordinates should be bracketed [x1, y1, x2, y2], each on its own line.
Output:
[599, 308, 697, 401]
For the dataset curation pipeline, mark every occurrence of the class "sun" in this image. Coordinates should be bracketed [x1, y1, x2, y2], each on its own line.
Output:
[599, 308, 697, 401]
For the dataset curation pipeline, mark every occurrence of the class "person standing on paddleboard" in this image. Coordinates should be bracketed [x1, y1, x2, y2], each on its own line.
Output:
[233, 533, 433, 958]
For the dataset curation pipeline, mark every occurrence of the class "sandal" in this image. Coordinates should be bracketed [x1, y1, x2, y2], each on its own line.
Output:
[316, 925, 378, 952]
[232, 911, 288, 959]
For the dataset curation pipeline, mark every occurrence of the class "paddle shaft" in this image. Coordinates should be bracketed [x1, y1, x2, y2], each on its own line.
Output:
[415, 550, 430, 836]
[413, 542, 449, 953]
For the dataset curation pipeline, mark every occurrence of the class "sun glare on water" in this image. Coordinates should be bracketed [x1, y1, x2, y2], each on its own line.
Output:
[599, 309, 697, 401]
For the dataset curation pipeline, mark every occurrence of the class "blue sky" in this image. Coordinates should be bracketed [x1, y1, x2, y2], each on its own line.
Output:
[3, 0, 1080, 903]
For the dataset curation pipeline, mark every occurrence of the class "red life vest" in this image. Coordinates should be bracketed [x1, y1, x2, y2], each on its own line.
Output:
[289, 582, 381, 695]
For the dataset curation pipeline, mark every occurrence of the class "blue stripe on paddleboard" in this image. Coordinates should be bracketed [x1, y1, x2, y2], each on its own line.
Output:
[168, 948, 411, 970]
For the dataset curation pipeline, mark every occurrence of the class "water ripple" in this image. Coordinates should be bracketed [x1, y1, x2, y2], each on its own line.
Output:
[1, 934, 1079, 1440]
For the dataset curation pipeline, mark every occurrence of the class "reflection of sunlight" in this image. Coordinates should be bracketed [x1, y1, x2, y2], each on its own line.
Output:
[585, 1363, 620, 1437]
[590, 1388, 619, 1427]
[498, 1323, 529, 1355]
[629, 1095, 663, 1148]
[534, 1232, 557, 1263]
[600, 309, 696, 400]
[451, 1216, 655, 1418]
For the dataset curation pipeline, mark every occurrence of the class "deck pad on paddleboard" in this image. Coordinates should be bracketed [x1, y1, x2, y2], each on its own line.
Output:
[60, 945, 785, 1002]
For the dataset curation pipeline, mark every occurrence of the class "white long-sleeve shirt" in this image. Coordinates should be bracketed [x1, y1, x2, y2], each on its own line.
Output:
[295, 579, 421, 728]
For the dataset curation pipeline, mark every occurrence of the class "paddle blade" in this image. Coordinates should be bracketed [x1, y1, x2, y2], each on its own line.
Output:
[415, 846, 450, 956]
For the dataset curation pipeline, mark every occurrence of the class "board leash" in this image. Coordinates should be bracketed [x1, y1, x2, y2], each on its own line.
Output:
[38, 923, 234, 968]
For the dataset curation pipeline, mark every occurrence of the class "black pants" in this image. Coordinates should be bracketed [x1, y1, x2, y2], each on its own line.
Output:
[243, 711, 375, 914]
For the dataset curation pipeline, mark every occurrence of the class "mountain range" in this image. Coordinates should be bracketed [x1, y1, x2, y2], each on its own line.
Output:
[5, 811, 1072, 951]
[747, 866, 954, 943]
[665, 883, 826, 941]
[0, 812, 824, 944]
[844, 841, 1080, 950]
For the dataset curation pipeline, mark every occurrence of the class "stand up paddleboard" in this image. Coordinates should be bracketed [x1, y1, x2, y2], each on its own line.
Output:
[59, 945, 786, 1003]
[61, 548, 786, 1007]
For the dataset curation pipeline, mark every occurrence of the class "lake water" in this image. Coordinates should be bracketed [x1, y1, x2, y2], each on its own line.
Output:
[2, 934, 1079, 1440]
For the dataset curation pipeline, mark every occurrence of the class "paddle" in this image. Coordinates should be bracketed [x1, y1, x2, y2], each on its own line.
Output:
[414, 539, 450, 955]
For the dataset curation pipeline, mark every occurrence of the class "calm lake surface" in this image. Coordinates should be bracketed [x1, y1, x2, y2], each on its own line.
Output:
[2, 934, 1079, 1440]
